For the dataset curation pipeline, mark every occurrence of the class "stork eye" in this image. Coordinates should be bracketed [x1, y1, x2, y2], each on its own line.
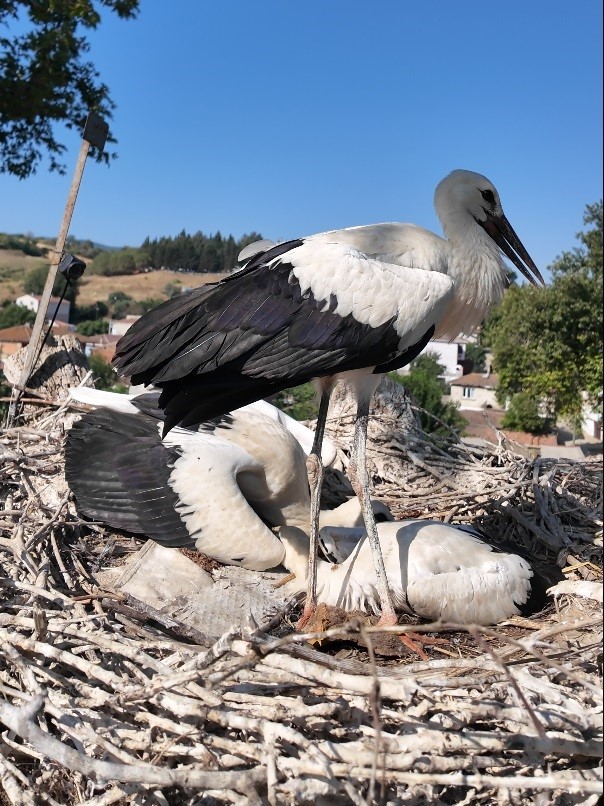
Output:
[480, 189, 496, 206]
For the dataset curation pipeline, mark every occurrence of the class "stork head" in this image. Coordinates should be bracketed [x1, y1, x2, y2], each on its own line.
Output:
[435, 169, 545, 287]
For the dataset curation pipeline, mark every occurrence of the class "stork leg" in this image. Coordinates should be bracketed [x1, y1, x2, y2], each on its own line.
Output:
[348, 395, 398, 627]
[298, 389, 331, 627]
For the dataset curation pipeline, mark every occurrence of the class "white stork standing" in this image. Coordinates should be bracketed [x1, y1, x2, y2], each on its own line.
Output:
[112, 169, 544, 627]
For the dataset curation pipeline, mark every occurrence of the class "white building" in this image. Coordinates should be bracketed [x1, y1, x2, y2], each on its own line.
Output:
[450, 372, 501, 410]
[16, 294, 71, 324]
[582, 392, 602, 440]
[108, 315, 141, 336]
[396, 338, 468, 382]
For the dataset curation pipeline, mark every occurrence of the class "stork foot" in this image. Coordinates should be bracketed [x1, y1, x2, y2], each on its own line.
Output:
[296, 600, 317, 631]
[375, 611, 399, 628]
[399, 631, 449, 660]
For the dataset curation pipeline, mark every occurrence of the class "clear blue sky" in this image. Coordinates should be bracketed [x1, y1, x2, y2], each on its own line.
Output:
[2, 0, 602, 277]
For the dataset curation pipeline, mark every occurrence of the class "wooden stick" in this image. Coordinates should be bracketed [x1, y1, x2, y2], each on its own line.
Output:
[7, 139, 90, 427]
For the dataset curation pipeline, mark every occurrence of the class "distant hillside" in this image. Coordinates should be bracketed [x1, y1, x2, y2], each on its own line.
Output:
[0, 255, 226, 308]
[0, 247, 48, 303]
[89, 230, 264, 276]
[37, 237, 122, 252]
[76, 269, 228, 308]
[0, 233, 46, 257]
[0, 228, 262, 306]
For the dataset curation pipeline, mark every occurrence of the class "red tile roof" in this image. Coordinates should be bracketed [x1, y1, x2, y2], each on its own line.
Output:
[460, 408, 558, 447]
[0, 324, 33, 343]
[0, 322, 71, 342]
[90, 345, 117, 363]
[451, 372, 499, 389]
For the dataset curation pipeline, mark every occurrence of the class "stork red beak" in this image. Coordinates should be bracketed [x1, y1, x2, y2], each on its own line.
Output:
[479, 213, 545, 287]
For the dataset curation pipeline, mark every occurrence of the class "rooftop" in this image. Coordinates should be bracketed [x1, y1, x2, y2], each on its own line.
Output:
[451, 372, 499, 389]
[0, 322, 71, 342]
[460, 408, 558, 448]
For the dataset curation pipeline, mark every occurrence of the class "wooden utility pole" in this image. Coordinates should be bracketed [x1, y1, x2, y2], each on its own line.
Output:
[6, 112, 108, 427]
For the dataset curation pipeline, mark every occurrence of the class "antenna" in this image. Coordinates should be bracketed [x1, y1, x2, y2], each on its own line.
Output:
[5, 112, 108, 427]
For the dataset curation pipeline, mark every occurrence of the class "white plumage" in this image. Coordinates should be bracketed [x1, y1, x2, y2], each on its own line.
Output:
[66, 389, 345, 569]
[66, 387, 553, 626]
[68, 390, 306, 569]
[279, 520, 535, 625]
[238, 170, 543, 350]
[110, 169, 544, 626]
[68, 387, 338, 466]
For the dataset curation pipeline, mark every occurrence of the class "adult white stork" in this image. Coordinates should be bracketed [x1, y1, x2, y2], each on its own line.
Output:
[113, 169, 545, 626]
[65, 393, 387, 569]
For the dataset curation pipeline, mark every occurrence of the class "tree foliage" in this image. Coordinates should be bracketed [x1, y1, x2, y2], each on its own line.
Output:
[107, 291, 131, 305]
[0, 301, 35, 328]
[549, 201, 602, 283]
[90, 247, 140, 276]
[138, 297, 163, 314]
[483, 201, 603, 430]
[110, 299, 135, 319]
[0, 0, 139, 178]
[64, 234, 102, 259]
[464, 342, 487, 373]
[0, 231, 43, 254]
[76, 318, 108, 336]
[71, 300, 109, 322]
[274, 383, 319, 421]
[163, 281, 182, 299]
[88, 352, 125, 392]
[101, 291, 161, 319]
[501, 392, 553, 434]
[89, 231, 265, 275]
[391, 353, 466, 437]
[23, 263, 78, 303]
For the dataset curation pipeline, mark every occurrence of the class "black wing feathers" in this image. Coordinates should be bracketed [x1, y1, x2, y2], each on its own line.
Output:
[374, 325, 435, 374]
[113, 237, 431, 430]
[225, 239, 304, 276]
[129, 390, 163, 419]
[113, 239, 304, 377]
[65, 409, 194, 547]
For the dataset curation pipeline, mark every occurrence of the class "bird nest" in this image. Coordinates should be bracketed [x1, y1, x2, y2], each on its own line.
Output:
[0, 390, 602, 805]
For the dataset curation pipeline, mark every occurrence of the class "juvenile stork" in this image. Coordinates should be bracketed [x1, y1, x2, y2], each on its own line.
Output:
[279, 520, 557, 626]
[65, 394, 387, 568]
[113, 169, 544, 626]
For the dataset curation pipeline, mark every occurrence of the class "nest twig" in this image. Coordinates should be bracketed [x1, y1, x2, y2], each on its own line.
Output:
[0, 386, 602, 805]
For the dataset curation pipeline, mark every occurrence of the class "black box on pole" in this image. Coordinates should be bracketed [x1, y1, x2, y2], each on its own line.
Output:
[83, 112, 108, 151]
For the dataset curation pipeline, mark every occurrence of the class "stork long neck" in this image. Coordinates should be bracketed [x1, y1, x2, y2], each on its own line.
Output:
[278, 499, 368, 579]
[278, 526, 313, 580]
[436, 216, 508, 339]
